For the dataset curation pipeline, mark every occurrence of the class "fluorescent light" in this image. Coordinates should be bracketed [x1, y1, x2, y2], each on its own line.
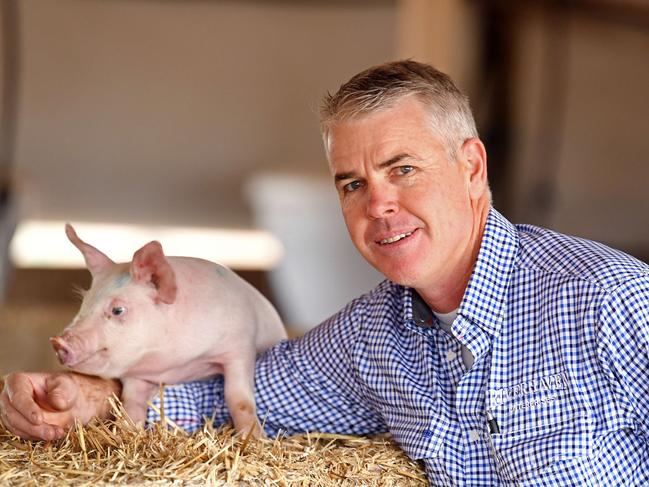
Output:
[9, 220, 284, 270]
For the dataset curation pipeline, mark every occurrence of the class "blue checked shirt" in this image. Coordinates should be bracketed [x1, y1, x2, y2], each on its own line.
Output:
[148, 209, 649, 486]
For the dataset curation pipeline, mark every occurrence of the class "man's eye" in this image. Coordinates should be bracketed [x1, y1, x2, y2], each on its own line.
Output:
[343, 180, 363, 193]
[397, 165, 414, 175]
[112, 306, 126, 316]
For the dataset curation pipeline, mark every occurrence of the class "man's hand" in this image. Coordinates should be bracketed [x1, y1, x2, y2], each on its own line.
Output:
[0, 372, 121, 441]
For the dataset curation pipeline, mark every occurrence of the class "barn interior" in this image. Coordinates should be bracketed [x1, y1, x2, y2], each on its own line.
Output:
[0, 0, 647, 375]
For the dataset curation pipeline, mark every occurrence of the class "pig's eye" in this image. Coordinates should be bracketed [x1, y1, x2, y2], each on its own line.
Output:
[112, 306, 126, 316]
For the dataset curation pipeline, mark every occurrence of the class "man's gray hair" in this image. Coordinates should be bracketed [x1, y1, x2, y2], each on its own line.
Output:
[320, 60, 478, 159]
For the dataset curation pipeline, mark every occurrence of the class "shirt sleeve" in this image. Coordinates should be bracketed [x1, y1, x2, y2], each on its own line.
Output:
[598, 274, 649, 436]
[147, 297, 388, 436]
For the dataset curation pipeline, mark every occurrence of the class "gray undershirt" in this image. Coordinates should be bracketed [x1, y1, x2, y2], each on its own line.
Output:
[433, 309, 474, 370]
[412, 291, 474, 370]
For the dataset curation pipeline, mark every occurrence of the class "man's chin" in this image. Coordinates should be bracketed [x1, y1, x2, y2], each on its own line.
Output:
[366, 247, 422, 282]
[380, 266, 420, 288]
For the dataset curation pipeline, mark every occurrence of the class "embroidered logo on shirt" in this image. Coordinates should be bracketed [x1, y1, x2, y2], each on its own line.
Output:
[488, 372, 569, 410]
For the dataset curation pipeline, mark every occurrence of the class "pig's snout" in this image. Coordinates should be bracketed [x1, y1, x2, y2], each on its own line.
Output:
[50, 336, 77, 366]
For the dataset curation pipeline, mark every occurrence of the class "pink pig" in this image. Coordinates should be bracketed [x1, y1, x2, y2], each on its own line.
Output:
[50, 224, 286, 436]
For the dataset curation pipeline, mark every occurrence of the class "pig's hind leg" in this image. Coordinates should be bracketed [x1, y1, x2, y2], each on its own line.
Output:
[222, 354, 264, 438]
[121, 378, 158, 424]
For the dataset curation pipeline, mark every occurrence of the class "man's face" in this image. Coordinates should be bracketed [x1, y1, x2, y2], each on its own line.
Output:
[326, 96, 488, 299]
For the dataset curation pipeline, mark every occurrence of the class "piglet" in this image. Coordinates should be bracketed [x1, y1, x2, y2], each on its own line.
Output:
[50, 224, 286, 437]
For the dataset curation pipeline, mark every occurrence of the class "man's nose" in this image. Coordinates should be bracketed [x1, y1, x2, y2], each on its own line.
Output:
[366, 184, 398, 219]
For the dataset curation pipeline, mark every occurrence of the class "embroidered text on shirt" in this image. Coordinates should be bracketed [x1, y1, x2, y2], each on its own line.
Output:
[489, 372, 569, 409]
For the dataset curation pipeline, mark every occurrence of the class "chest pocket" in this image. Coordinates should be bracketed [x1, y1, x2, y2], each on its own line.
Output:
[489, 412, 594, 481]
[487, 366, 597, 481]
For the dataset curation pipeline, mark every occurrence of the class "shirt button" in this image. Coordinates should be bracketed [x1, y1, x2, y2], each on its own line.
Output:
[468, 429, 481, 442]
[446, 350, 457, 361]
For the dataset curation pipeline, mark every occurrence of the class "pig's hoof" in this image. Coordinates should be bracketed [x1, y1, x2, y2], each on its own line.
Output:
[236, 420, 265, 439]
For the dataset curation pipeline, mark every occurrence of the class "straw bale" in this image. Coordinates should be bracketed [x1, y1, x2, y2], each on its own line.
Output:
[0, 381, 426, 486]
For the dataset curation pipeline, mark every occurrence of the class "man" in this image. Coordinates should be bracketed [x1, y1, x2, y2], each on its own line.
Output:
[2, 60, 648, 485]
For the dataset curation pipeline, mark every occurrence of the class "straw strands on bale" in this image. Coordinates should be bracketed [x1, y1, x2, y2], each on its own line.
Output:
[0, 380, 426, 486]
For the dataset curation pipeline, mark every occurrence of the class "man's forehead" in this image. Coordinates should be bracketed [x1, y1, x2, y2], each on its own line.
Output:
[327, 104, 435, 160]
[326, 113, 403, 159]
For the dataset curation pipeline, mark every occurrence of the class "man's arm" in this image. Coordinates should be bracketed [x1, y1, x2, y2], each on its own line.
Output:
[3, 296, 388, 439]
[0, 372, 120, 440]
[598, 274, 649, 436]
[149, 299, 388, 436]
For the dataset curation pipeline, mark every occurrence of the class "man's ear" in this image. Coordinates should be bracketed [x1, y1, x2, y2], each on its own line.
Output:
[130, 241, 177, 304]
[459, 138, 488, 200]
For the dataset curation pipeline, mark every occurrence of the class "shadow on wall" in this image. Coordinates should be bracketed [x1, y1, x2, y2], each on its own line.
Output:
[246, 173, 384, 333]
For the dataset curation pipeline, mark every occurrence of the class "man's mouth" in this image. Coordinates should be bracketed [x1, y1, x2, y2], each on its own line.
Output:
[378, 229, 416, 245]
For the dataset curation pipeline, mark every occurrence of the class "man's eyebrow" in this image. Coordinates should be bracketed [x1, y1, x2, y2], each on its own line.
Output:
[378, 153, 411, 169]
[334, 153, 412, 182]
[334, 171, 355, 182]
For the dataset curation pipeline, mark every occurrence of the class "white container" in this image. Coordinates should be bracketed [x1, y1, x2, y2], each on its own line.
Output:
[245, 173, 383, 332]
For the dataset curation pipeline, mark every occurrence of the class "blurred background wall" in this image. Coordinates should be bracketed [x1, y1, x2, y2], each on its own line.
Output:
[0, 0, 647, 374]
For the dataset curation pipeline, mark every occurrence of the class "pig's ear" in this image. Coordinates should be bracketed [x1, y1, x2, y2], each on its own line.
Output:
[130, 241, 177, 304]
[65, 224, 115, 276]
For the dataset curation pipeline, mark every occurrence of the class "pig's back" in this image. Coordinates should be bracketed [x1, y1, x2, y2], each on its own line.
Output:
[167, 256, 286, 348]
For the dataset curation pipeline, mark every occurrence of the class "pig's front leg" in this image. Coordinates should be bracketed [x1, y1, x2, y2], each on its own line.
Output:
[222, 354, 264, 438]
[120, 378, 158, 424]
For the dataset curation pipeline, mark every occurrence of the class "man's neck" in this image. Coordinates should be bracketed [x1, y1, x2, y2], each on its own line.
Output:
[416, 199, 490, 313]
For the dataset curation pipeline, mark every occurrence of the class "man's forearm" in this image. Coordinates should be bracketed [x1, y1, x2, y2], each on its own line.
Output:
[41, 373, 123, 426]
[76, 374, 122, 421]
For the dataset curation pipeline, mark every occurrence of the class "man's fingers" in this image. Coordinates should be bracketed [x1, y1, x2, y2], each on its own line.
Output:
[5, 373, 44, 425]
[0, 392, 64, 441]
[45, 374, 79, 411]
[8, 422, 65, 442]
[1, 372, 113, 441]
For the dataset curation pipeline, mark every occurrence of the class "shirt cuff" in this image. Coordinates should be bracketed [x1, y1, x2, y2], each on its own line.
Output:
[146, 377, 229, 434]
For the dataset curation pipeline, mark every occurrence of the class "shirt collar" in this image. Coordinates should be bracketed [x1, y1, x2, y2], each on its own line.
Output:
[410, 289, 433, 326]
[457, 207, 519, 336]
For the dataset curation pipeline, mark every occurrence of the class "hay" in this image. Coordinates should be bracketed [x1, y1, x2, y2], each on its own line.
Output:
[0, 380, 426, 486]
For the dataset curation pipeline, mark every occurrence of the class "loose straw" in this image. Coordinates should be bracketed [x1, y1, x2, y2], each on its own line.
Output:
[0, 381, 426, 485]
